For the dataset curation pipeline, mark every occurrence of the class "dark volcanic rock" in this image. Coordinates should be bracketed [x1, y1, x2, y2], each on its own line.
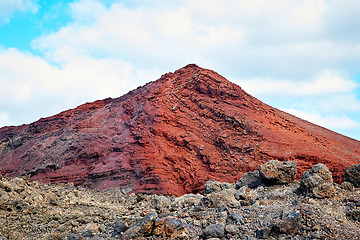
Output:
[112, 219, 129, 237]
[299, 163, 335, 198]
[346, 208, 360, 222]
[344, 164, 360, 188]
[226, 212, 244, 225]
[236, 170, 262, 189]
[0, 64, 359, 195]
[203, 223, 225, 239]
[122, 212, 157, 239]
[278, 210, 301, 234]
[259, 160, 297, 185]
[204, 180, 233, 194]
[153, 217, 199, 239]
[341, 181, 355, 191]
[235, 186, 257, 202]
[1, 167, 360, 239]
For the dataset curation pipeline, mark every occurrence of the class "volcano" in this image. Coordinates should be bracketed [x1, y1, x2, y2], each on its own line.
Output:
[0, 64, 359, 196]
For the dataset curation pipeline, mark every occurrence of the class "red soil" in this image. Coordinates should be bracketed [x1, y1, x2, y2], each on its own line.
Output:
[0, 64, 359, 196]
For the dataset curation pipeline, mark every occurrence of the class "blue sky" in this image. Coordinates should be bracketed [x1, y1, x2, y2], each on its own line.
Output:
[0, 0, 360, 140]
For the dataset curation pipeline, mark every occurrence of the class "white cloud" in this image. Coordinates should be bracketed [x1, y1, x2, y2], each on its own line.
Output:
[69, 0, 106, 23]
[318, 94, 360, 113]
[0, 48, 161, 125]
[32, 1, 245, 67]
[283, 108, 360, 130]
[235, 70, 357, 97]
[305, 70, 357, 94]
[155, 8, 192, 37]
[324, 0, 360, 41]
[0, 112, 10, 127]
[185, 0, 328, 38]
[30, 0, 360, 81]
[0, 0, 38, 23]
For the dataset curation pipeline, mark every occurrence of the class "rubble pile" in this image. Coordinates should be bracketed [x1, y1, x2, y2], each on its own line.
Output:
[1, 161, 360, 239]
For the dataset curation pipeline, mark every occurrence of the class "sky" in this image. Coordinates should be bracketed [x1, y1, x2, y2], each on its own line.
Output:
[0, 0, 359, 140]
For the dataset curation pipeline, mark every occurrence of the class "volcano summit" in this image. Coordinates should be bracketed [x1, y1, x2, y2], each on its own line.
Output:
[0, 64, 359, 196]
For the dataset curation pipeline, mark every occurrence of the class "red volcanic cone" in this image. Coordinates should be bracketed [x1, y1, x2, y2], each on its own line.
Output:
[1, 64, 359, 196]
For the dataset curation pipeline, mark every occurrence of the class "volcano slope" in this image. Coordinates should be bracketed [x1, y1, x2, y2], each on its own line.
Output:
[0, 64, 359, 196]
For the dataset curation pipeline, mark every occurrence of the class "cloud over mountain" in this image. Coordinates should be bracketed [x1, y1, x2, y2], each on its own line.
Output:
[0, 0, 359, 139]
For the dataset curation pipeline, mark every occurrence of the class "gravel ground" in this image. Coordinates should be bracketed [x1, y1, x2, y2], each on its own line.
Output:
[1, 171, 360, 239]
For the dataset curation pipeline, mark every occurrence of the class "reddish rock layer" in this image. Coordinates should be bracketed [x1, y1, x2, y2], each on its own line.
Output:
[0, 64, 359, 196]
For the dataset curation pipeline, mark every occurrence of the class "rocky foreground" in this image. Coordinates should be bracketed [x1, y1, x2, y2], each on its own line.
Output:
[1, 161, 360, 240]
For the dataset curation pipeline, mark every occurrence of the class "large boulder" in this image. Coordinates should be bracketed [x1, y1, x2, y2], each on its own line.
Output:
[344, 164, 360, 188]
[256, 210, 301, 238]
[151, 195, 172, 210]
[235, 186, 258, 201]
[259, 160, 297, 185]
[112, 220, 129, 237]
[172, 194, 202, 209]
[299, 163, 335, 198]
[121, 212, 157, 239]
[236, 170, 262, 189]
[204, 189, 239, 208]
[278, 210, 301, 235]
[202, 223, 225, 239]
[153, 216, 199, 239]
[235, 186, 258, 206]
[204, 180, 233, 194]
[226, 212, 244, 225]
